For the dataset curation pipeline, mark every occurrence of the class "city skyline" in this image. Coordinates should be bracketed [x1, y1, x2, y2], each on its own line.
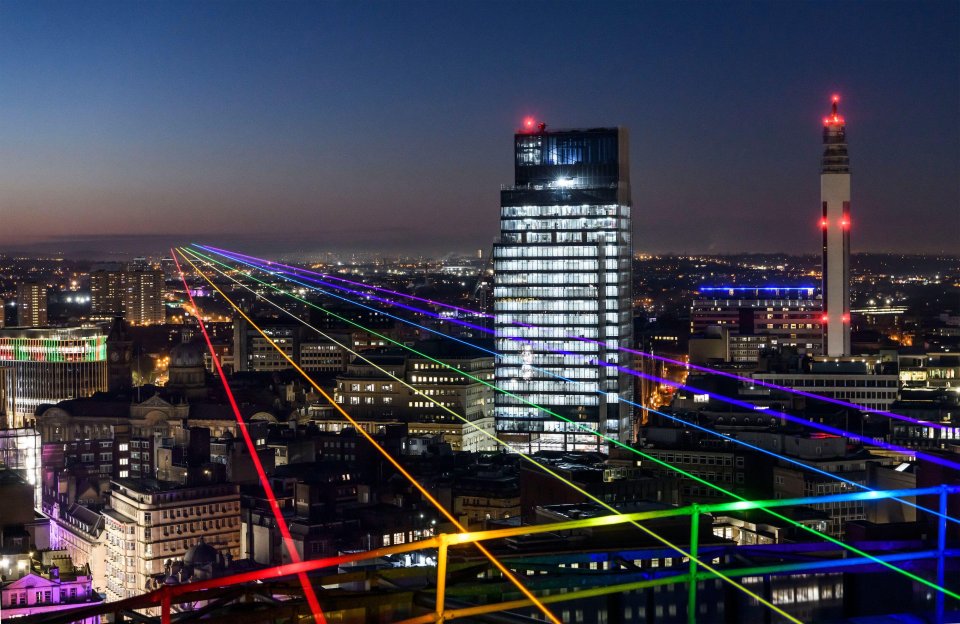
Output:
[1, 3, 959, 622]
[1, 1, 957, 256]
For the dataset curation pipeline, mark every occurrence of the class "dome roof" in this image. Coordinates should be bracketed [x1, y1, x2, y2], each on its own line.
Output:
[170, 341, 205, 369]
[183, 538, 219, 566]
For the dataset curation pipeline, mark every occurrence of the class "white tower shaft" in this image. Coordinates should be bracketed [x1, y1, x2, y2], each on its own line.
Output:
[821, 96, 851, 356]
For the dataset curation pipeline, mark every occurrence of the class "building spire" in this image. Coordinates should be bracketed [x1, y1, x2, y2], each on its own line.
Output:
[824, 94, 844, 126]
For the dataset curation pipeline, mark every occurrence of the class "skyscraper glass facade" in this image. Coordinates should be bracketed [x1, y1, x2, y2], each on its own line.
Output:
[494, 127, 633, 452]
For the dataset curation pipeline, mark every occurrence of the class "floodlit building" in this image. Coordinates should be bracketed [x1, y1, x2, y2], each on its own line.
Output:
[103, 479, 241, 601]
[494, 123, 633, 452]
[0, 557, 101, 623]
[0, 326, 108, 428]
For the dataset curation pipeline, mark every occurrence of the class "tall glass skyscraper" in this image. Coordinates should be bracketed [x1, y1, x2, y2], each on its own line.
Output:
[494, 125, 633, 452]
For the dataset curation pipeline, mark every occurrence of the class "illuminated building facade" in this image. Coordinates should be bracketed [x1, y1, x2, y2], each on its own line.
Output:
[0, 327, 108, 428]
[89, 269, 124, 318]
[123, 269, 165, 325]
[690, 287, 823, 358]
[0, 565, 101, 623]
[103, 479, 241, 602]
[331, 344, 496, 452]
[17, 282, 49, 327]
[234, 317, 350, 373]
[90, 268, 165, 325]
[47, 502, 107, 591]
[821, 95, 851, 356]
[0, 428, 42, 509]
[494, 124, 633, 452]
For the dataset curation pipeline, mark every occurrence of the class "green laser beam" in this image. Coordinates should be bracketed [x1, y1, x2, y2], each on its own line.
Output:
[188, 244, 960, 603]
[185, 247, 803, 624]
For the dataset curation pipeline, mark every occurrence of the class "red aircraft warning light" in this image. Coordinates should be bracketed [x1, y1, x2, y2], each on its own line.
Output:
[820, 218, 829, 229]
[824, 94, 845, 126]
[821, 314, 829, 323]
[521, 117, 547, 133]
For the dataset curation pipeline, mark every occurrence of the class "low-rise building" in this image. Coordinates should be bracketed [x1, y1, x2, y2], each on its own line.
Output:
[0, 552, 102, 624]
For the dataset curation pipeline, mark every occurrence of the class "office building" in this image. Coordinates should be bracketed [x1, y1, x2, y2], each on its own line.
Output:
[233, 317, 349, 373]
[331, 342, 496, 452]
[753, 357, 899, 413]
[0, 327, 108, 428]
[690, 287, 823, 359]
[493, 123, 633, 452]
[103, 479, 241, 601]
[821, 95, 851, 356]
[17, 282, 49, 327]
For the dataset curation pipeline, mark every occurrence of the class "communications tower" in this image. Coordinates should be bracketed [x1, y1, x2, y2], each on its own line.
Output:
[820, 95, 851, 356]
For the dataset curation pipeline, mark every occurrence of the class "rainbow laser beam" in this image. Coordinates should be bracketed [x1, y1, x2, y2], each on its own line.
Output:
[196, 244, 960, 473]
[182, 247, 960, 603]
[171, 250, 327, 624]
[197, 243, 942, 430]
[175, 249, 563, 624]
[186, 249, 806, 624]
[187, 246, 959, 526]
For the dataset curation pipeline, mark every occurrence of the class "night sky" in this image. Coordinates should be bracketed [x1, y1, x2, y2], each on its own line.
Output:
[1, 1, 957, 257]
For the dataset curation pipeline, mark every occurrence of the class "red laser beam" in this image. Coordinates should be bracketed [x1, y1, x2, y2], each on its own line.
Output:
[179, 250, 561, 624]
[172, 249, 327, 624]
